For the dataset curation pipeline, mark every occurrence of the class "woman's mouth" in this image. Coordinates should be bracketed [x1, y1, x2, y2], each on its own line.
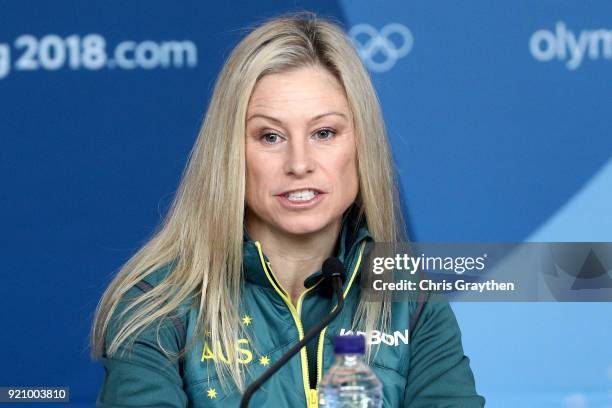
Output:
[285, 189, 318, 201]
[276, 189, 325, 209]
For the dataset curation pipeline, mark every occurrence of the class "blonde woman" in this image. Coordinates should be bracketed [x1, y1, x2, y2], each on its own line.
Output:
[92, 11, 484, 407]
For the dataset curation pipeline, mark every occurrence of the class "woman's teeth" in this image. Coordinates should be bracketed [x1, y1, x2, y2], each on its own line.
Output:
[286, 190, 318, 201]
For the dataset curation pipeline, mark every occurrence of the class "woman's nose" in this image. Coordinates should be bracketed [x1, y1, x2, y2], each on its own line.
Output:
[283, 139, 316, 176]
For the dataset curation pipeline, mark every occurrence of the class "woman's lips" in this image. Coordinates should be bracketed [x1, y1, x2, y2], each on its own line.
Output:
[276, 192, 326, 210]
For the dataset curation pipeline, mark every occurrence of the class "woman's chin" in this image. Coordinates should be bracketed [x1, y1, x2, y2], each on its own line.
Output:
[277, 219, 332, 237]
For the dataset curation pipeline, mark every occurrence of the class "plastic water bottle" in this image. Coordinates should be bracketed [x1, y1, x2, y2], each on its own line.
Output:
[318, 335, 383, 407]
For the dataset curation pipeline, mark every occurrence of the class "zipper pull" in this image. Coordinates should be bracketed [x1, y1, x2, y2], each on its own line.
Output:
[307, 389, 318, 408]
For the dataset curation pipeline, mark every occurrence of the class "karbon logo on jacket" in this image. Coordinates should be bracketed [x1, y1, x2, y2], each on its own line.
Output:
[339, 329, 409, 346]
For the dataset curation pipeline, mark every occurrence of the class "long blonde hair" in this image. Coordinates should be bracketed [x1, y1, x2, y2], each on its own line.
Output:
[91, 10, 407, 391]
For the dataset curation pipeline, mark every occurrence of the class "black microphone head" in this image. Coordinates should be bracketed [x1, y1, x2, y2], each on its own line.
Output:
[322, 257, 345, 283]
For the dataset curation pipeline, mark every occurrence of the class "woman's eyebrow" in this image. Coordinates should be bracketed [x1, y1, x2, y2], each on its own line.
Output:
[246, 111, 348, 124]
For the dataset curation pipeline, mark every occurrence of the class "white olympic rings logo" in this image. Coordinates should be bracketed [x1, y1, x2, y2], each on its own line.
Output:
[349, 23, 413, 73]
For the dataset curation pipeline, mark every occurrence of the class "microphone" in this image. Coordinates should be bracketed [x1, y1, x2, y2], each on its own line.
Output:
[240, 257, 346, 408]
[321, 257, 346, 284]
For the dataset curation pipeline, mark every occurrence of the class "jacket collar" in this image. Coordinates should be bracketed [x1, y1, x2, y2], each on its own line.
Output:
[242, 205, 372, 292]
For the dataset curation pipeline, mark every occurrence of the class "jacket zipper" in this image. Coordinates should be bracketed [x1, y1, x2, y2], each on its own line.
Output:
[314, 242, 366, 388]
[254, 242, 319, 407]
[254, 241, 366, 408]
[296, 280, 324, 408]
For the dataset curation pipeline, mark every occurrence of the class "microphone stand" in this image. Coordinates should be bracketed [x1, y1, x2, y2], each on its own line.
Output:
[240, 271, 345, 408]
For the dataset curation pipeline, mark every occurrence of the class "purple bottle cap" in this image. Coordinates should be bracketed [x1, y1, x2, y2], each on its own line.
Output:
[333, 335, 366, 354]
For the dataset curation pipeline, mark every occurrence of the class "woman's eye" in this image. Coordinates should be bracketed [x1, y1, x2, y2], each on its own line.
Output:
[314, 128, 336, 140]
[261, 133, 281, 144]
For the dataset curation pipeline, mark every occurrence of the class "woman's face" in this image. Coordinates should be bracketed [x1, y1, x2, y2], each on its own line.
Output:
[245, 66, 359, 237]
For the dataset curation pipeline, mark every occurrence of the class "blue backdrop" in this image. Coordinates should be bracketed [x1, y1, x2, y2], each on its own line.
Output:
[1, 1, 611, 407]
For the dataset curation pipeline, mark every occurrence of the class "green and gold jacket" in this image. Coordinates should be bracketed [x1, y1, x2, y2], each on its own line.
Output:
[97, 213, 485, 407]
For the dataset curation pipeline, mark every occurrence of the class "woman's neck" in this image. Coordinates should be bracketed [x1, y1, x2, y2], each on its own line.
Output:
[245, 215, 342, 305]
